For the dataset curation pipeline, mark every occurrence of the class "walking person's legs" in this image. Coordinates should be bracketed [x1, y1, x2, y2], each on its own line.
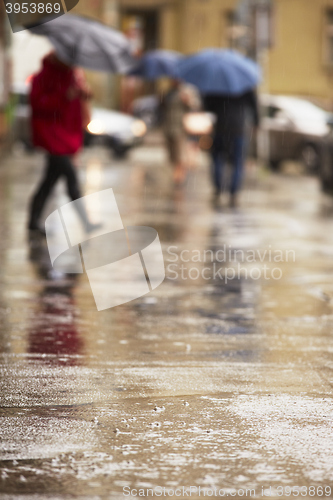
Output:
[28, 154, 62, 231]
[165, 135, 175, 165]
[173, 135, 185, 184]
[59, 156, 98, 232]
[166, 134, 185, 184]
[29, 155, 99, 234]
[186, 135, 200, 171]
[211, 134, 224, 196]
[230, 136, 245, 207]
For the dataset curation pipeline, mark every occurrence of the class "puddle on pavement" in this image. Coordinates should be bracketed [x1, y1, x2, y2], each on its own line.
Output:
[1, 149, 333, 497]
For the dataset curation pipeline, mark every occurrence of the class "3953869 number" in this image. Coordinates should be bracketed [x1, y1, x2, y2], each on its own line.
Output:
[275, 485, 332, 497]
[5, 3, 61, 14]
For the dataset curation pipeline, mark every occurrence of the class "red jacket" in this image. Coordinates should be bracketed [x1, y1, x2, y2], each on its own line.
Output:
[30, 54, 84, 155]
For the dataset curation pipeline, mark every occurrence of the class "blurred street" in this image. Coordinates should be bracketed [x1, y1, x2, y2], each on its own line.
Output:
[1, 138, 333, 499]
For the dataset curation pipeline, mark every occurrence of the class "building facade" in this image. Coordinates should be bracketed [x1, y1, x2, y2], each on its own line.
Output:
[115, 0, 333, 107]
[0, 2, 11, 146]
[3, 0, 333, 114]
[0, 0, 319, 109]
[268, 0, 333, 107]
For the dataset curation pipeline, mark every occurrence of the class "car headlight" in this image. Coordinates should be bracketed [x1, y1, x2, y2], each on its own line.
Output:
[131, 120, 147, 138]
[183, 113, 213, 135]
[87, 119, 105, 135]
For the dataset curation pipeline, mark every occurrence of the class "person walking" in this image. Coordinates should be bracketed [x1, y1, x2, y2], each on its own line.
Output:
[161, 79, 189, 184]
[204, 89, 260, 207]
[28, 52, 100, 236]
[181, 84, 202, 170]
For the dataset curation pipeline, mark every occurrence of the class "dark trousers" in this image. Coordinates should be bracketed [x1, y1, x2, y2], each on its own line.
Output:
[211, 134, 245, 194]
[29, 154, 89, 230]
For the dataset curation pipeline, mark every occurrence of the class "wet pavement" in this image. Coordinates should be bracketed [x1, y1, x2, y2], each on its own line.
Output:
[0, 139, 333, 499]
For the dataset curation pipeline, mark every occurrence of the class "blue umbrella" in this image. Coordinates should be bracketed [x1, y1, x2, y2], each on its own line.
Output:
[176, 49, 261, 95]
[131, 50, 184, 80]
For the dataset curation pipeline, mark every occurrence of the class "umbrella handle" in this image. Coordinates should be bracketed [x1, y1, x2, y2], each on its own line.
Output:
[71, 31, 84, 66]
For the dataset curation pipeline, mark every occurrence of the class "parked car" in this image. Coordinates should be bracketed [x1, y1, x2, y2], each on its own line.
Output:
[133, 92, 332, 171]
[10, 84, 147, 157]
[85, 108, 146, 157]
[318, 123, 333, 195]
[131, 95, 161, 128]
[131, 94, 215, 147]
[259, 95, 332, 171]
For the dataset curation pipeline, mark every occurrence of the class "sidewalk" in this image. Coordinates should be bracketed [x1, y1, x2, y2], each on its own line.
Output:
[0, 142, 333, 499]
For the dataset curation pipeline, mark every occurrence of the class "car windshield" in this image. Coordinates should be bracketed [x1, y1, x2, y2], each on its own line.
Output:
[278, 98, 328, 122]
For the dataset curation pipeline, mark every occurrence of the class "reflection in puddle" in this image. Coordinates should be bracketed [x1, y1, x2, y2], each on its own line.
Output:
[28, 237, 84, 365]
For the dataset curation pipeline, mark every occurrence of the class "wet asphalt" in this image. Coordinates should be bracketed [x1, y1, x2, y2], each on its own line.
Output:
[0, 138, 333, 499]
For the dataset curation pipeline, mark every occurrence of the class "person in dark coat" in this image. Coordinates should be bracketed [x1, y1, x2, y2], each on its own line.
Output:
[204, 90, 260, 206]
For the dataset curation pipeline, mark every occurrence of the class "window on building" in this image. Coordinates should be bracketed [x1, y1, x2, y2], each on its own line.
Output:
[325, 9, 333, 65]
[122, 10, 159, 56]
[223, 10, 248, 52]
[225, 10, 237, 49]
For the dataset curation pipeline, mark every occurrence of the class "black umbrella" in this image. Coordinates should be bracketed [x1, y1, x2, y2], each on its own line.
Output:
[29, 14, 136, 73]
